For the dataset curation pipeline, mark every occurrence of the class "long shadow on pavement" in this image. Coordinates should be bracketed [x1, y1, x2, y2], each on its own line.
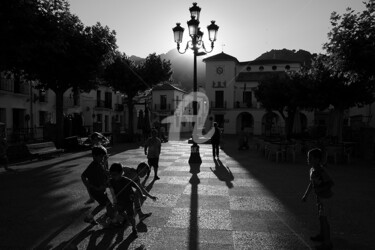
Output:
[221, 135, 375, 249]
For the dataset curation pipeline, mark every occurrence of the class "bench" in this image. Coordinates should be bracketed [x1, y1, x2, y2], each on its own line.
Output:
[26, 141, 64, 159]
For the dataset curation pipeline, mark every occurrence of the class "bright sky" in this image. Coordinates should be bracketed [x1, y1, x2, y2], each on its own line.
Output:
[68, 0, 366, 62]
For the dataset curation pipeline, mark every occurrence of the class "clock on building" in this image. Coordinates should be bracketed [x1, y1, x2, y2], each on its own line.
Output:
[216, 66, 224, 75]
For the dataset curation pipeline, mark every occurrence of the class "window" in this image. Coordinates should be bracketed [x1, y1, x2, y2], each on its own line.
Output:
[246, 66, 251, 71]
[243, 91, 252, 107]
[39, 111, 47, 126]
[215, 91, 224, 108]
[105, 92, 112, 109]
[0, 108, 6, 124]
[272, 65, 277, 70]
[160, 95, 167, 109]
[259, 66, 264, 71]
[97, 90, 101, 107]
[285, 65, 290, 70]
[39, 90, 47, 102]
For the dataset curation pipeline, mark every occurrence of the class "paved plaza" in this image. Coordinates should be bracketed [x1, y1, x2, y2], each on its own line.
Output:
[0, 136, 374, 249]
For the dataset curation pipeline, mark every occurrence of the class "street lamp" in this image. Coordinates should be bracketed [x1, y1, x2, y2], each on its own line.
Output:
[172, 2, 219, 155]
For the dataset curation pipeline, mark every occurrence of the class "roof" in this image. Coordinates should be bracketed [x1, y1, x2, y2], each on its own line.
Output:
[152, 83, 187, 93]
[236, 71, 288, 82]
[240, 59, 302, 66]
[203, 52, 239, 63]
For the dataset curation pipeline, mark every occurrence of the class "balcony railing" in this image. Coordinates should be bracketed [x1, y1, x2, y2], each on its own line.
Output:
[96, 100, 112, 109]
[154, 103, 171, 111]
[0, 78, 29, 95]
[210, 101, 227, 109]
[233, 101, 256, 108]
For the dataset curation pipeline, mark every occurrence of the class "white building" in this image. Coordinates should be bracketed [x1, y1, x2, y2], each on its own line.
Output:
[151, 82, 193, 133]
[202, 52, 314, 136]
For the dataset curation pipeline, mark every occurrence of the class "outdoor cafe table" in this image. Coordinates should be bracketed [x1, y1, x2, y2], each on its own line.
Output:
[270, 141, 297, 162]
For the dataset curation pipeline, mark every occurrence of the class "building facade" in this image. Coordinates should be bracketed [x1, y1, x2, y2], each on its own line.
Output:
[202, 52, 314, 136]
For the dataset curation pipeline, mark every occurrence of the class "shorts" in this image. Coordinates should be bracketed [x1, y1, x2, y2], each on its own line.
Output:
[148, 157, 159, 169]
[316, 197, 332, 217]
[89, 189, 110, 206]
[116, 200, 135, 218]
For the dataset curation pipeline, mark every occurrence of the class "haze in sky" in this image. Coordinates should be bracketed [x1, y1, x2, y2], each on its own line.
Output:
[68, 0, 366, 62]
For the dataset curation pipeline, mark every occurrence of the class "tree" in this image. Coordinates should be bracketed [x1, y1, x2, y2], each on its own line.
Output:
[104, 53, 172, 137]
[324, 0, 375, 93]
[3, 0, 118, 146]
[254, 72, 306, 139]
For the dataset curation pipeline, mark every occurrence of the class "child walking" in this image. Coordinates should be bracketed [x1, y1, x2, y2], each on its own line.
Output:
[81, 146, 113, 225]
[109, 163, 157, 237]
[0, 132, 12, 171]
[302, 148, 334, 250]
[144, 129, 161, 181]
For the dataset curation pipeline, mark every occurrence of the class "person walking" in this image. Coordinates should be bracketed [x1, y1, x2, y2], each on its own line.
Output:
[211, 122, 221, 159]
[302, 148, 334, 250]
[144, 129, 161, 181]
[0, 132, 13, 171]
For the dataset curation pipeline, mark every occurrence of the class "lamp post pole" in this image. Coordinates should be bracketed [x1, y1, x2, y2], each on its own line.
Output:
[172, 2, 219, 148]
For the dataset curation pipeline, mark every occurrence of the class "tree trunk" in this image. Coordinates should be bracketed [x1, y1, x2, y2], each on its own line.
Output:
[55, 90, 64, 148]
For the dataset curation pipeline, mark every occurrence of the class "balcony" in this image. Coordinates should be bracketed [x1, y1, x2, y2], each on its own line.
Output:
[154, 103, 171, 111]
[96, 100, 112, 109]
[233, 101, 261, 109]
[0, 78, 29, 95]
[210, 101, 227, 109]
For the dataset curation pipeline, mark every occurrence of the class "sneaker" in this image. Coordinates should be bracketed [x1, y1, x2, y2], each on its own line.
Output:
[84, 198, 95, 205]
[139, 212, 152, 221]
[310, 234, 324, 242]
[84, 216, 98, 225]
[131, 229, 138, 238]
[154, 176, 160, 180]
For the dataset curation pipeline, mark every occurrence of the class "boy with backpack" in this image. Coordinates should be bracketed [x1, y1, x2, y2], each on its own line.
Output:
[302, 148, 334, 250]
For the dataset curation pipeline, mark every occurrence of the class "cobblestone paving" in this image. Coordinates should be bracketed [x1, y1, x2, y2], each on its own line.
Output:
[1, 137, 374, 249]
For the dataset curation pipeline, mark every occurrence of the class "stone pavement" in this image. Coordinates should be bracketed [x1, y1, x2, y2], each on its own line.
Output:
[1, 136, 374, 249]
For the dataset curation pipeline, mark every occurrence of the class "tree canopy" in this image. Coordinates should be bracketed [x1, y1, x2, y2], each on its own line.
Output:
[104, 52, 172, 135]
[324, 0, 375, 89]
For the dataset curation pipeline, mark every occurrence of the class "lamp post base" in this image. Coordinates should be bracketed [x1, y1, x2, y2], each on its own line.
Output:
[188, 143, 202, 165]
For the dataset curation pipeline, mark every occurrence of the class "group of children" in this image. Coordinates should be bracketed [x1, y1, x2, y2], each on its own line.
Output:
[81, 131, 160, 238]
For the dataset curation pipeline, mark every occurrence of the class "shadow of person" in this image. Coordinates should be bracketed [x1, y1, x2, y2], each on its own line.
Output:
[210, 159, 234, 188]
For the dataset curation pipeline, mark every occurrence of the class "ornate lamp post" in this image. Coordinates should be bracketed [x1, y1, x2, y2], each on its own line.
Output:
[172, 2, 219, 152]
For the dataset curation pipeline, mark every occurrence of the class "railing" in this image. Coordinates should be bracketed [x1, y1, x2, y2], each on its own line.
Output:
[232, 101, 262, 109]
[96, 100, 112, 109]
[6, 127, 45, 144]
[0, 79, 29, 95]
[154, 103, 171, 111]
[210, 101, 227, 109]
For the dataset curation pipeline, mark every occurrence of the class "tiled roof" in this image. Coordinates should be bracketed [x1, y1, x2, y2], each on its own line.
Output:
[203, 52, 239, 63]
[240, 59, 301, 65]
[236, 71, 287, 82]
[152, 83, 186, 93]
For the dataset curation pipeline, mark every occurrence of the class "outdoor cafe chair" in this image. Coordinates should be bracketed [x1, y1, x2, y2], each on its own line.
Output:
[267, 143, 284, 163]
